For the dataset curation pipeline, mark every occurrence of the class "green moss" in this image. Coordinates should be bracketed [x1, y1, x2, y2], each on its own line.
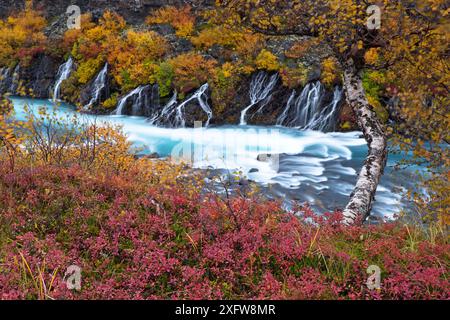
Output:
[362, 70, 389, 123]
[102, 93, 119, 110]
[155, 62, 174, 98]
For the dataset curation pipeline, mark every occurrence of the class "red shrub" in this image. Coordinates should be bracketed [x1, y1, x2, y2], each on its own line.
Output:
[0, 164, 448, 300]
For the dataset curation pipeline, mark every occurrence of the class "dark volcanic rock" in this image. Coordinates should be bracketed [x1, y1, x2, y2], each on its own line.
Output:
[79, 65, 111, 112]
[0, 1, 215, 23]
[20, 54, 62, 98]
[0, 54, 62, 98]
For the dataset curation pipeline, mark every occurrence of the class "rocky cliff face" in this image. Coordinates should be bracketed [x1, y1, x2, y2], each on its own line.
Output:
[0, 0, 355, 130]
[20, 53, 62, 97]
[0, 0, 214, 22]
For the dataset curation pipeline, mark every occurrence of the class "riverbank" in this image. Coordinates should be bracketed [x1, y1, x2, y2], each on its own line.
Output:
[9, 96, 423, 219]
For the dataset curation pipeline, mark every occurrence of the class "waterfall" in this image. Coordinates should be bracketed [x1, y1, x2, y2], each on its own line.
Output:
[276, 90, 296, 126]
[0, 68, 10, 93]
[53, 57, 73, 101]
[240, 71, 279, 125]
[115, 84, 161, 117]
[84, 63, 108, 110]
[151, 84, 212, 127]
[149, 84, 160, 117]
[296, 82, 324, 128]
[277, 81, 343, 131]
[176, 83, 212, 127]
[304, 86, 343, 132]
[9, 65, 20, 94]
[115, 85, 149, 115]
[149, 91, 177, 125]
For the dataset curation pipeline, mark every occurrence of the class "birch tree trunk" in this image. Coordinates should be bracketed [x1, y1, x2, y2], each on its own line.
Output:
[342, 59, 388, 225]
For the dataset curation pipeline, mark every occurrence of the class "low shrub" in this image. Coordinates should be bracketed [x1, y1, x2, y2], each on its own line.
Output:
[0, 162, 447, 300]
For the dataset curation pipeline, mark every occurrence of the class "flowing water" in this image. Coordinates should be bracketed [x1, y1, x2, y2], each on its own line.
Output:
[277, 81, 342, 131]
[53, 57, 73, 101]
[114, 85, 151, 116]
[83, 63, 108, 110]
[240, 72, 279, 125]
[150, 84, 213, 127]
[10, 96, 425, 221]
[9, 65, 20, 94]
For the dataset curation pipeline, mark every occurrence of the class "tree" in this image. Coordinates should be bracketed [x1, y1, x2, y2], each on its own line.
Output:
[0, 0, 47, 66]
[217, 0, 449, 224]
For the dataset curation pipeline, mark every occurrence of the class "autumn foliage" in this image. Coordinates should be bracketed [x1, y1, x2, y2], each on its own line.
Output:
[146, 5, 195, 37]
[0, 161, 448, 300]
[0, 3, 47, 67]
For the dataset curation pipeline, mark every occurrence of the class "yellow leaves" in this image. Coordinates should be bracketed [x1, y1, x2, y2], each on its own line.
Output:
[367, 71, 386, 85]
[108, 30, 168, 90]
[100, 11, 126, 33]
[191, 26, 263, 59]
[255, 49, 280, 72]
[364, 48, 380, 65]
[320, 57, 340, 86]
[367, 95, 389, 122]
[65, 11, 168, 92]
[146, 6, 195, 37]
[357, 40, 364, 50]
[125, 30, 168, 59]
[168, 53, 217, 93]
[74, 57, 105, 85]
[220, 62, 234, 78]
[0, 5, 47, 66]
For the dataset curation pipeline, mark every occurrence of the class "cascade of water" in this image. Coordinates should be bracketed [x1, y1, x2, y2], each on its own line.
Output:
[0, 68, 10, 93]
[149, 90, 177, 125]
[296, 82, 324, 128]
[84, 63, 108, 110]
[149, 84, 212, 127]
[175, 83, 212, 127]
[9, 65, 20, 94]
[148, 84, 160, 117]
[304, 86, 343, 131]
[276, 90, 296, 126]
[53, 57, 73, 101]
[114, 85, 149, 116]
[240, 72, 279, 125]
[276, 81, 342, 131]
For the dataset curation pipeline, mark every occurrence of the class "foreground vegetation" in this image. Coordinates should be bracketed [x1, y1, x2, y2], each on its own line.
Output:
[0, 154, 448, 300]
[0, 103, 448, 300]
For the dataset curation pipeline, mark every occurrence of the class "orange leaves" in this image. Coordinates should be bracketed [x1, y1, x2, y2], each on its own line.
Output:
[0, 5, 47, 66]
[100, 11, 126, 33]
[64, 11, 168, 92]
[124, 30, 168, 60]
[192, 26, 262, 57]
[146, 6, 195, 37]
[320, 57, 340, 86]
[285, 41, 315, 60]
[108, 30, 168, 90]
[62, 14, 95, 52]
[168, 53, 217, 93]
